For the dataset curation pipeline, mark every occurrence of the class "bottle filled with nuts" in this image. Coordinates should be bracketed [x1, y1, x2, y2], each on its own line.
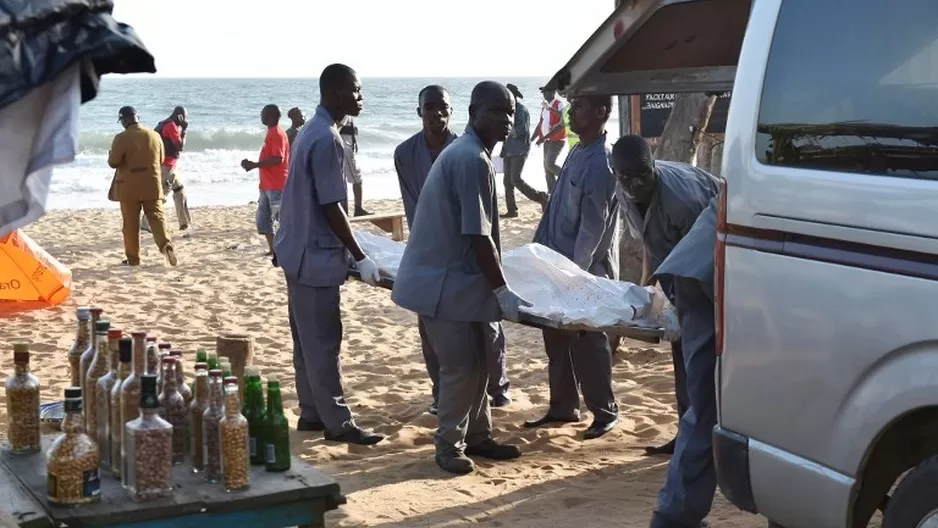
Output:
[84, 319, 111, 441]
[242, 367, 265, 465]
[202, 369, 225, 483]
[125, 374, 173, 501]
[145, 337, 159, 377]
[5, 343, 41, 454]
[156, 343, 171, 391]
[95, 327, 123, 472]
[78, 307, 104, 417]
[263, 375, 291, 472]
[67, 307, 91, 387]
[109, 337, 132, 479]
[158, 356, 189, 464]
[120, 331, 148, 485]
[169, 350, 192, 406]
[47, 387, 101, 506]
[220, 383, 250, 492]
[189, 363, 209, 473]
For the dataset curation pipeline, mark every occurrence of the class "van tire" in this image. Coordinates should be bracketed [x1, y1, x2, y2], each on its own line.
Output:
[882, 455, 938, 528]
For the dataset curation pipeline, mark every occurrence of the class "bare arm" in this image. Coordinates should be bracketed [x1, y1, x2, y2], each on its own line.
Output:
[472, 236, 507, 289]
[323, 203, 366, 262]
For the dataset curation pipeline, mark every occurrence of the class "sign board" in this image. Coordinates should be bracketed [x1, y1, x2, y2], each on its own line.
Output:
[639, 91, 732, 137]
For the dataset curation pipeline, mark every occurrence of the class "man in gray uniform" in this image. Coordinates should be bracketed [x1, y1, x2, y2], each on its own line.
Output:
[392, 81, 528, 475]
[612, 135, 720, 456]
[647, 196, 719, 528]
[524, 95, 621, 440]
[394, 85, 511, 414]
[274, 63, 384, 446]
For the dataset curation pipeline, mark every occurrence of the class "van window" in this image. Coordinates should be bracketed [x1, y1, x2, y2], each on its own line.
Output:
[756, 0, 938, 179]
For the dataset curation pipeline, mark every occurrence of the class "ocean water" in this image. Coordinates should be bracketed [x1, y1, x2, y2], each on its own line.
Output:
[52, 77, 620, 210]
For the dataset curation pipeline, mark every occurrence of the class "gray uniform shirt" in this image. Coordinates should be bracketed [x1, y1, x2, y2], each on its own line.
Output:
[654, 195, 718, 302]
[391, 126, 502, 323]
[273, 105, 350, 287]
[394, 129, 458, 227]
[533, 134, 620, 279]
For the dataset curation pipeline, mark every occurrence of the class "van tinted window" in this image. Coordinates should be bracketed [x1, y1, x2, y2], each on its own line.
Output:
[756, 0, 938, 179]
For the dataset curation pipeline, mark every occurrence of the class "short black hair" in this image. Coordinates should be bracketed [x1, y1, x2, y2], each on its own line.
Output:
[263, 104, 281, 120]
[418, 84, 447, 103]
[287, 107, 302, 119]
[319, 63, 357, 93]
[581, 95, 613, 121]
[613, 134, 654, 165]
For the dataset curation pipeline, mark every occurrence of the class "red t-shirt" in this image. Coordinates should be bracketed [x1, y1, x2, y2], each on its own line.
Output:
[259, 126, 289, 191]
[161, 121, 182, 168]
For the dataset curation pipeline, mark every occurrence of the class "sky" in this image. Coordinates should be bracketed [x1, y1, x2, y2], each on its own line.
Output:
[112, 0, 616, 78]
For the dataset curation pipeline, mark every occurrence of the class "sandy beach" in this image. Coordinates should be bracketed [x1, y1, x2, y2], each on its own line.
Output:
[0, 198, 765, 527]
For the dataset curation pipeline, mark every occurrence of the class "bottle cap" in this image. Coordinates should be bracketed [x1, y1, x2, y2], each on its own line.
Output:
[108, 328, 123, 339]
[161, 356, 176, 365]
[169, 349, 183, 357]
[208, 368, 223, 378]
[89, 307, 104, 316]
[245, 366, 260, 378]
[194, 362, 209, 371]
[64, 387, 81, 399]
[140, 375, 159, 408]
[146, 336, 157, 342]
[131, 330, 147, 338]
[76, 306, 91, 318]
[267, 374, 279, 384]
[223, 376, 238, 385]
[119, 338, 133, 362]
[13, 350, 29, 363]
[95, 319, 111, 333]
[158, 343, 172, 350]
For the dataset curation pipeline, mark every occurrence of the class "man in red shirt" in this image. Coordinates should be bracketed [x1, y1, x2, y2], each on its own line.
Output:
[241, 104, 290, 255]
[142, 106, 192, 234]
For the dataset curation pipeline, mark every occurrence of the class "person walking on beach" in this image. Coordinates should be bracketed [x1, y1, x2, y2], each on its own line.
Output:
[241, 104, 290, 256]
[108, 106, 178, 267]
[524, 95, 620, 440]
[531, 88, 567, 194]
[339, 117, 371, 216]
[500, 83, 548, 218]
[142, 106, 192, 235]
[274, 63, 384, 446]
[286, 107, 305, 148]
[394, 84, 512, 416]
[392, 81, 527, 475]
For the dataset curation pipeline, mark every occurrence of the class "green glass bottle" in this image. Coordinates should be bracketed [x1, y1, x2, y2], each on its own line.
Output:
[263, 376, 290, 472]
[242, 367, 265, 465]
[195, 350, 208, 364]
[206, 353, 219, 370]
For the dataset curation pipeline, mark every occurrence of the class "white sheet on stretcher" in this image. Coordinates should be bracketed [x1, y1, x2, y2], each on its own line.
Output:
[354, 231, 677, 331]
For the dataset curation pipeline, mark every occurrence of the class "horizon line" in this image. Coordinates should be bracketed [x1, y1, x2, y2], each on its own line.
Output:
[114, 75, 549, 80]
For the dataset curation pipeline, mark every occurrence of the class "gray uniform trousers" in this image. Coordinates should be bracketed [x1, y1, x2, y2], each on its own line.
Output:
[285, 275, 354, 434]
[652, 275, 718, 528]
[542, 140, 564, 194]
[660, 276, 690, 420]
[418, 315, 508, 405]
[542, 328, 619, 424]
[420, 315, 493, 453]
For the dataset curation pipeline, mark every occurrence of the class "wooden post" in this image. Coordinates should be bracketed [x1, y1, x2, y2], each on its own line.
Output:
[216, 334, 254, 398]
[654, 93, 718, 163]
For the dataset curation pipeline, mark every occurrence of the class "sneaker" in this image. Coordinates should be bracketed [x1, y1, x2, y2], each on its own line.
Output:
[435, 450, 475, 475]
[465, 439, 521, 460]
[163, 246, 178, 267]
[490, 394, 512, 408]
[428, 402, 438, 416]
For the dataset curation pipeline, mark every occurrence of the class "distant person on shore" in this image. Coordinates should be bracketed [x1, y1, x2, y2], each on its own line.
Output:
[339, 117, 371, 216]
[274, 63, 384, 446]
[142, 106, 192, 235]
[394, 84, 512, 416]
[531, 88, 567, 194]
[500, 83, 548, 217]
[286, 107, 305, 148]
[241, 104, 290, 256]
[392, 81, 526, 475]
[108, 106, 178, 267]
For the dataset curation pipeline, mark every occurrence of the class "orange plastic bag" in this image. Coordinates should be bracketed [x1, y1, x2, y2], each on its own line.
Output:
[0, 230, 72, 315]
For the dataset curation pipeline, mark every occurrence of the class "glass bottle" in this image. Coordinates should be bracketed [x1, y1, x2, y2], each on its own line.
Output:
[78, 307, 103, 410]
[189, 363, 209, 473]
[5, 343, 41, 454]
[202, 369, 225, 483]
[158, 357, 189, 464]
[84, 319, 110, 437]
[145, 336, 159, 376]
[95, 327, 123, 471]
[120, 331, 147, 484]
[242, 366, 265, 465]
[195, 349, 208, 364]
[109, 337, 132, 479]
[169, 350, 192, 406]
[156, 343, 171, 391]
[207, 352, 220, 370]
[263, 375, 290, 472]
[125, 374, 173, 501]
[47, 387, 101, 505]
[220, 383, 250, 492]
[220, 360, 232, 379]
[67, 307, 91, 387]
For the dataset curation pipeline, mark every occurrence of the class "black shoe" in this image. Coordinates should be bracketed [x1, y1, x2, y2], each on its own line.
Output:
[644, 437, 677, 456]
[121, 259, 140, 266]
[584, 418, 618, 440]
[523, 411, 581, 429]
[297, 418, 326, 432]
[465, 439, 521, 461]
[324, 426, 384, 445]
[500, 211, 519, 218]
[428, 402, 438, 415]
[435, 450, 474, 474]
[490, 394, 512, 408]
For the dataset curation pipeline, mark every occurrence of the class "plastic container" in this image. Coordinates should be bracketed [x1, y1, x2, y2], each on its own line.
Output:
[109, 337, 132, 479]
[47, 388, 101, 505]
[220, 383, 250, 491]
[5, 343, 41, 454]
[202, 369, 225, 483]
[125, 375, 173, 501]
[158, 356, 189, 464]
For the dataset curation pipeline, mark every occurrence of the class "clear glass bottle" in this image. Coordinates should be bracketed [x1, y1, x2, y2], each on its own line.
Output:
[169, 350, 192, 406]
[220, 360, 232, 379]
[242, 366, 265, 465]
[95, 327, 123, 471]
[67, 307, 91, 387]
[120, 331, 148, 485]
[158, 357, 189, 464]
[189, 363, 209, 473]
[125, 375, 173, 501]
[78, 307, 103, 412]
[263, 375, 291, 472]
[220, 383, 250, 492]
[145, 336, 159, 376]
[47, 387, 101, 505]
[202, 369, 225, 483]
[156, 343, 171, 391]
[84, 319, 110, 438]
[5, 343, 41, 454]
[109, 337, 132, 479]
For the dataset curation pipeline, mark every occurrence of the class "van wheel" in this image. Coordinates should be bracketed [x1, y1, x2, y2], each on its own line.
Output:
[883, 455, 938, 528]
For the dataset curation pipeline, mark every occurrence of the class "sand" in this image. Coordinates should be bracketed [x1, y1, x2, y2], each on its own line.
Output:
[0, 198, 765, 527]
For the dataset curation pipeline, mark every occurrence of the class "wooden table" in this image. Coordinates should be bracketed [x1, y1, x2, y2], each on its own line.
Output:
[0, 437, 344, 528]
[348, 213, 406, 242]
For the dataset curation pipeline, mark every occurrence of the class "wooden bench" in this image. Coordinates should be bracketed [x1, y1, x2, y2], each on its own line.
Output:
[0, 436, 344, 528]
[349, 212, 406, 242]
